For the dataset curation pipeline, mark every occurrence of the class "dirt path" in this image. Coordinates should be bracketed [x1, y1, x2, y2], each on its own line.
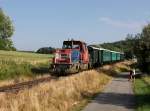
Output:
[82, 72, 135, 111]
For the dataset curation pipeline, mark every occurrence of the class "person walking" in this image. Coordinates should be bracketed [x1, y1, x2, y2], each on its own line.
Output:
[128, 70, 133, 81]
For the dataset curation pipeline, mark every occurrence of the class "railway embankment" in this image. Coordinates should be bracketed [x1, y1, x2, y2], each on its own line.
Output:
[0, 61, 131, 111]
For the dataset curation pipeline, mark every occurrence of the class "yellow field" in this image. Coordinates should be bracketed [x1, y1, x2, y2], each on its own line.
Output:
[0, 50, 53, 64]
[0, 50, 53, 80]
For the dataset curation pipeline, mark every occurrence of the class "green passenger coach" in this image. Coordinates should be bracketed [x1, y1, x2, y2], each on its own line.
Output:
[102, 50, 112, 62]
[111, 52, 117, 61]
[88, 46, 124, 67]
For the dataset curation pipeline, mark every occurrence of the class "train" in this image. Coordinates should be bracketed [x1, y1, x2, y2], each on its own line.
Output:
[50, 40, 124, 74]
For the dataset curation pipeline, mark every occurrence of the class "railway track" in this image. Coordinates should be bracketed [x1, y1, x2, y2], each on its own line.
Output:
[0, 76, 57, 93]
[0, 68, 102, 93]
[0, 70, 88, 93]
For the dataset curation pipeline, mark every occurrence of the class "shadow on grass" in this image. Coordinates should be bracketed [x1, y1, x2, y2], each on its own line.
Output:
[119, 67, 130, 72]
[96, 67, 117, 77]
[31, 67, 50, 75]
[31, 67, 67, 77]
[135, 94, 150, 110]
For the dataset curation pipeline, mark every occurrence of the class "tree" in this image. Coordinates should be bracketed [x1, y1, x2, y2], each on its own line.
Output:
[134, 24, 150, 73]
[124, 34, 136, 59]
[0, 8, 15, 50]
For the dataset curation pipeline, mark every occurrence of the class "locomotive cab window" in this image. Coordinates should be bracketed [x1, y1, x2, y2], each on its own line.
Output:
[63, 41, 82, 50]
[62, 44, 72, 49]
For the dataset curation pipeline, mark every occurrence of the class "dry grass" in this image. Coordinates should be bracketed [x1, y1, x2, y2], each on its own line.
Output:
[0, 61, 130, 111]
[98, 60, 132, 76]
[0, 70, 111, 111]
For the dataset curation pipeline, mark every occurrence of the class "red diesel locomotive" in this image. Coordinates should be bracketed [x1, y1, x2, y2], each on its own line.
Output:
[51, 40, 89, 74]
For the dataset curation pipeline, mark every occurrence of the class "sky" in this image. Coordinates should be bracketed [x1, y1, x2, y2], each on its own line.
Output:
[0, 0, 150, 51]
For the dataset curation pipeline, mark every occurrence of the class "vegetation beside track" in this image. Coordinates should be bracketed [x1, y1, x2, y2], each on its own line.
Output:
[134, 76, 150, 111]
[0, 61, 131, 111]
[0, 50, 53, 80]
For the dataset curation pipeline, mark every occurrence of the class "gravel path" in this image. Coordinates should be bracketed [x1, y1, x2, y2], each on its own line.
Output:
[82, 72, 135, 111]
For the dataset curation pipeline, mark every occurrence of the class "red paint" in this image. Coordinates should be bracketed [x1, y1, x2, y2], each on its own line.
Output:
[52, 40, 89, 65]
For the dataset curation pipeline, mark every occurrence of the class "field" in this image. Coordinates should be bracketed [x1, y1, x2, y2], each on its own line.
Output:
[0, 61, 131, 111]
[134, 76, 150, 111]
[0, 50, 53, 80]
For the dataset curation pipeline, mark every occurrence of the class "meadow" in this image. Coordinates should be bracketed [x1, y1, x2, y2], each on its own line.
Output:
[0, 50, 53, 80]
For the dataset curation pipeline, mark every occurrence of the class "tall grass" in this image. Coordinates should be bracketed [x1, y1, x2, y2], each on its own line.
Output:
[0, 70, 111, 111]
[0, 61, 130, 111]
[0, 50, 53, 80]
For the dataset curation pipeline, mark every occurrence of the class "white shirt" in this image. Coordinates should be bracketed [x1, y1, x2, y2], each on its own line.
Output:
[133, 69, 136, 75]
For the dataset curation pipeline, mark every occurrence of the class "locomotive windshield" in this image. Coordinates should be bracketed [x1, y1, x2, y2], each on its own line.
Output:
[62, 41, 80, 49]
[62, 44, 72, 49]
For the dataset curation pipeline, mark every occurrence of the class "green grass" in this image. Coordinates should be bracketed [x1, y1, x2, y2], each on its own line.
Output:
[134, 76, 150, 111]
[0, 50, 53, 63]
[0, 50, 53, 80]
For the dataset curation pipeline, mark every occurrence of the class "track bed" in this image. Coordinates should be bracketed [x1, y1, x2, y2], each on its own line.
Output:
[0, 76, 57, 93]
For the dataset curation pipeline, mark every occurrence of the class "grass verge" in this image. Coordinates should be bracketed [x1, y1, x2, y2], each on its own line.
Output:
[133, 76, 150, 111]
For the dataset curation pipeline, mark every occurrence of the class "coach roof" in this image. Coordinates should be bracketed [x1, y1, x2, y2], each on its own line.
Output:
[88, 45, 124, 54]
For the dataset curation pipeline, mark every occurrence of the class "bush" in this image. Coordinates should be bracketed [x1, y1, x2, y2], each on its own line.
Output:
[36, 47, 55, 54]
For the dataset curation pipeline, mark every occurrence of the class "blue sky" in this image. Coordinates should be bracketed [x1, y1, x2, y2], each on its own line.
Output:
[0, 0, 150, 51]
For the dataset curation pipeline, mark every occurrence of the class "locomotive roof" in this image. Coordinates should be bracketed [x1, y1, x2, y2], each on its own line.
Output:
[88, 45, 124, 54]
[63, 40, 86, 44]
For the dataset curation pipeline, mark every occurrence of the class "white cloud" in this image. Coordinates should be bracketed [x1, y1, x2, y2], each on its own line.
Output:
[99, 17, 147, 30]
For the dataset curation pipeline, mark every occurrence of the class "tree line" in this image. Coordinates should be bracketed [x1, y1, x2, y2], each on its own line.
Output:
[36, 47, 55, 54]
[99, 25, 150, 74]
